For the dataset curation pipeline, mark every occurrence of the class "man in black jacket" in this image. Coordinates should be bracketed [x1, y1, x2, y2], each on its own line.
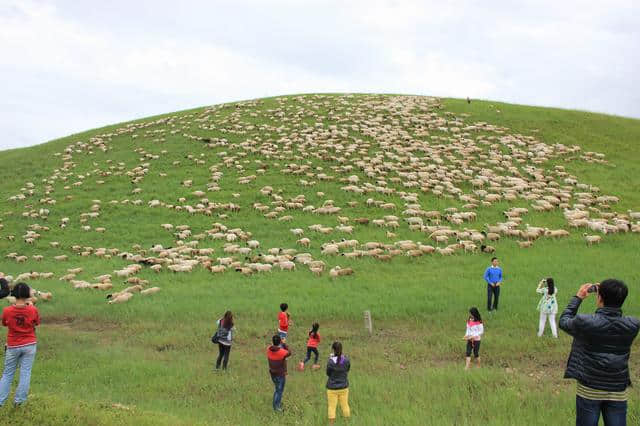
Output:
[559, 279, 639, 426]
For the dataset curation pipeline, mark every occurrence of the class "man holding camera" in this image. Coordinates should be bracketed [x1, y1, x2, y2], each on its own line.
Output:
[559, 279, 639, 426]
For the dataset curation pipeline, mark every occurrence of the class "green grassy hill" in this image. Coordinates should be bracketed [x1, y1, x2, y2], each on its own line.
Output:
[0, 94, 639, 425]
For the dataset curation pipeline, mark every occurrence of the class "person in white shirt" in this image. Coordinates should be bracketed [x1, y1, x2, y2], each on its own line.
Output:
[463, 307, 484, 370]
[536, 278, 558, 338]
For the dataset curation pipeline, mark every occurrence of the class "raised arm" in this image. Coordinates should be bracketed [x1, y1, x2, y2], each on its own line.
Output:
[559, 284, 592, 336]
[558, 296, 584, 337]
[282, 344, 292, 359]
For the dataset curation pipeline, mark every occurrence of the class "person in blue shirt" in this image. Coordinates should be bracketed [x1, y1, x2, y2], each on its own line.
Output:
[483, 257, 503, 311]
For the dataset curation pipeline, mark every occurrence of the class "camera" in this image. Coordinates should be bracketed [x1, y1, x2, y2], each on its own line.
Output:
[587, 284, 599, 293]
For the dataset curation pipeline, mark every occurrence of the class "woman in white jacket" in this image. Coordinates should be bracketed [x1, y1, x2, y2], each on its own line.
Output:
[536, 278, 558, 337]
[463, 307, 484, 370]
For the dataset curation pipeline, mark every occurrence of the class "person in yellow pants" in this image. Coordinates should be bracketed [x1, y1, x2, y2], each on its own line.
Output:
[326, 342, 351, 423]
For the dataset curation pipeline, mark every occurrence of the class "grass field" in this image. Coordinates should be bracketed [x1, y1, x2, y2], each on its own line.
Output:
[0, 94, 638, 425]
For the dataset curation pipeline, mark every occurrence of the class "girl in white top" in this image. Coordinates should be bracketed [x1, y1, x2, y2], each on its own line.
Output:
[463, 307, 484, 370]
[536, 278, 558, 338]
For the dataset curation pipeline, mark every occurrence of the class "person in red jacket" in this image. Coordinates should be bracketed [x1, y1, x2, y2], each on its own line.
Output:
[0, 282, 40, 407]
[267, 334, 291, 412]
[298, 322, 321, 371]
[278, 303, 291, 343]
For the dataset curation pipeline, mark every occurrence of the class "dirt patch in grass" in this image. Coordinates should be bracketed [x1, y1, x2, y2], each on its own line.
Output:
[155, 343, 176, 352]
[42, 314, 120, 333]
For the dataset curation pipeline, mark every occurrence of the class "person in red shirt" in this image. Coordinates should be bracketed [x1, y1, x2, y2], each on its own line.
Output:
[278, 303, 291, 343]
[298, 322, 321, 371]
[0, 282, 40, 407]
[267, 334, 291, 412]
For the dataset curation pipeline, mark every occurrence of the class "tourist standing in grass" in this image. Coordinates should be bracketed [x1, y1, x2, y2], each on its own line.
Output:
[0, 283, 40, 407]
[483, 257, 503, 311]
[559, 279, 639, 426]
[267, 334, 291, 412]
[326, 341, 351, 424]
[536, 278, 558, 338]
[463, 307, 484, 370]
[298, 322, 321, 371]
[214, 311, 234, 370]
[278, 303, 291, 343]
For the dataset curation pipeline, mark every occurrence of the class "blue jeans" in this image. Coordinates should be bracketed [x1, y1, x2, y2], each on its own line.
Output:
[576, 395, 627, 426]
[0, 344, 37, 406]
[271, 375, 286, 411]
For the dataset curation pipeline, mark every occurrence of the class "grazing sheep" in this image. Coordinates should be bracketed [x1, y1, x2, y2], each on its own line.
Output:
[33, 290, 52, 301]
[321, 244, 340, 255]
[375, 254, 393, 262]
[309, 267, 324, 276]
[297, 237, 311, 247]
[480, 245, 496, 253]
[329, 266, 354, 278]
[107, 292, 133, 304]
[583, 233, 602, 246]
[545, 229, 570, 238]
[518, 241, 534, 248]
[278, 261, 296, 271]
[208, 264, 227, 273]
[140, 287, 161, 295]
[92, 282, 113, 290]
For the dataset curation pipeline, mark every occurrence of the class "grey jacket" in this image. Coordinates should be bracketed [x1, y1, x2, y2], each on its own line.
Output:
[559, 296, 640, 391]
[326, 355, 350, 390]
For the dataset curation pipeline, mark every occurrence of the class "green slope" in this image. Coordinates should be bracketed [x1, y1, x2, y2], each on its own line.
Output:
[0, 94, 638, 425]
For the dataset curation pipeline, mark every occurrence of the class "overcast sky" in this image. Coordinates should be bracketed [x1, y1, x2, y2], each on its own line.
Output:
[1, 0, 638, 150]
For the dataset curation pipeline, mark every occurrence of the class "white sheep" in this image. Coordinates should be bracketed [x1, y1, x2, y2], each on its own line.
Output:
[108, 292, 133, 304]
[583, 234, 602, 246]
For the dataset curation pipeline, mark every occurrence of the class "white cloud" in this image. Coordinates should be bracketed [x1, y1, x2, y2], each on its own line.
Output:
[0, 0, 638, 149]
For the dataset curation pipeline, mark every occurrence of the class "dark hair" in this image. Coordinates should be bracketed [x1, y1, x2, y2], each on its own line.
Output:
[310, 322, 320, 338]
[491, 257, 498, 262]
[272, 334, 281, 346]
[332, 341, 343, 363]
[221, 311, 233, 328]
[280, 303, 288, 312]
[469, 307, 482, 323]
[546, 278, 555, 296]
[11, 282, 31, 300]
[598, 279, 628, 308]
[0, 278, 9, 299]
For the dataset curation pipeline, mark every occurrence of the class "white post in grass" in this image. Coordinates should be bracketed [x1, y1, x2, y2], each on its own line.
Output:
[364, 310, 372, 335]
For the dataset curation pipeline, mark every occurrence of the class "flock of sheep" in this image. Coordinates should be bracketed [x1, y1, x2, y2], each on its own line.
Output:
[1, 94, 639, 304]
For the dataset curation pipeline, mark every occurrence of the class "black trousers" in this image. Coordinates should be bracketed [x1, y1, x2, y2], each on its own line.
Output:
[216, 343, 231, 369]
[466, 340, 481, 358]
[303, 347, 319, 364]
[487, 284, 500, 311]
